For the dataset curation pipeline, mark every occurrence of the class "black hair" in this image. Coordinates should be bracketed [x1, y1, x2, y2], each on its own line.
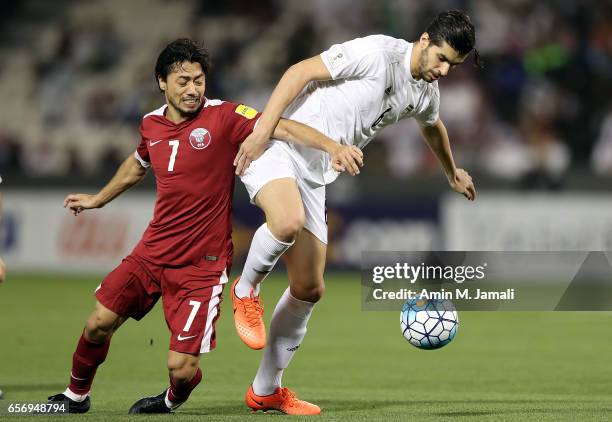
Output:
[425, 10, 483, 68]
[155, 38, 211, 83]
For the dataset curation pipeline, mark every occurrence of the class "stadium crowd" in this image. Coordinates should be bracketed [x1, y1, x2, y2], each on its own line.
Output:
[0, 0, 610, 188]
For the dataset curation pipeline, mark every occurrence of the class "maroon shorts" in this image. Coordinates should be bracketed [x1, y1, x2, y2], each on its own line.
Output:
[95, 254, 227, 355]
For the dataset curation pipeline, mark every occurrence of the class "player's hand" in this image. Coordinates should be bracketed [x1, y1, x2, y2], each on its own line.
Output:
[448, 168, 476, 201]
[331, 145, 364, 176]
[234, 131, 270, 176]
[63, 193, 102, 216]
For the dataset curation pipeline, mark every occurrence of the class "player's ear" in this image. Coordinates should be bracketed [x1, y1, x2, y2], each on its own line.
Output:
[158, 76, 167, 92]
[419, 33, 430, 50]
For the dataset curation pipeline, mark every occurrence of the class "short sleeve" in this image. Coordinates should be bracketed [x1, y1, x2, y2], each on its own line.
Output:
[222, 102, 262, 145]
[135, 125, 151, 168]
[415, 86, 440, 127]
[320, 38, 386, 80]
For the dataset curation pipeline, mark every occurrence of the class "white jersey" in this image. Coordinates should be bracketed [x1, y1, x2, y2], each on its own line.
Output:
[275, 35, 440, 185]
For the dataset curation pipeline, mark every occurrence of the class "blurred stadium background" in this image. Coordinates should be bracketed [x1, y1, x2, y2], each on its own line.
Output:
[1, 1, 611, 419]
[1, 0, 612, 272]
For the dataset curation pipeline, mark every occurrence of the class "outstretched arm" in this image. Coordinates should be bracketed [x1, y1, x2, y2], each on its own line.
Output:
[420, 119, 476, 200]
[64, 154, 148, 216]
[273, 118, 364, 176]
[234, 56, 332, 175]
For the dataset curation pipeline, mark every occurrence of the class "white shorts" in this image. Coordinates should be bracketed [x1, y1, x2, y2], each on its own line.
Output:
[240, 142, 328, 244]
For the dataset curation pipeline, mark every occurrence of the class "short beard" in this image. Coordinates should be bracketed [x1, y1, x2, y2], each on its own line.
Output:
[179, 105, 201, 117]
[171, 97, 202, 118]
[418, 48, 429, 80]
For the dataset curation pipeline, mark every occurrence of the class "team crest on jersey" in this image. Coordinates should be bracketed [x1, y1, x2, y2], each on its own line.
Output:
[189, 128, 211, 150]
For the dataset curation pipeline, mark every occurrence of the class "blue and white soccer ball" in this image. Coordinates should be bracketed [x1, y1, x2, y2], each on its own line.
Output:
[400, 298, 459, 349]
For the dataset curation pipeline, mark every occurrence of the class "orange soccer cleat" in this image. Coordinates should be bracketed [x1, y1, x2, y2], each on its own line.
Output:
[246, 385, 321, 415]
[231, 277, 266, 350]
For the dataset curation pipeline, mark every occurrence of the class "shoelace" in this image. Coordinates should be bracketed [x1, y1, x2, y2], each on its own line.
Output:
[279, 388, 299, 408]
[241, 295, 264, 327]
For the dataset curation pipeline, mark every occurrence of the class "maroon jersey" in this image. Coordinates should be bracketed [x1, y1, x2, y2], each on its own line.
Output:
[132, 98, 260, 270]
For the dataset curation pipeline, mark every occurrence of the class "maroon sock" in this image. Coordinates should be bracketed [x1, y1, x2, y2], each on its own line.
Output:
[167, 368, 202, 404]
[68, 333, 111, 395]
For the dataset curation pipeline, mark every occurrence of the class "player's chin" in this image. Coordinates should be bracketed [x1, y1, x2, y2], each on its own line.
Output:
[179, 102, 202, 115]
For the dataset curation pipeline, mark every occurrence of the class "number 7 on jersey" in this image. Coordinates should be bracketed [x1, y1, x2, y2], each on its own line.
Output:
[168, 140, 179, 171]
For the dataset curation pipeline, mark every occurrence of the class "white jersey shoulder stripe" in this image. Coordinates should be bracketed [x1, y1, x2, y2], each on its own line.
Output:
[203, 98, 224, 108]
[143, 104, 167, 120]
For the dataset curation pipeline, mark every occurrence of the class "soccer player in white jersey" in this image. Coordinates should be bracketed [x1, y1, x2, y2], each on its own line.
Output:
[231, 10, 479, 414]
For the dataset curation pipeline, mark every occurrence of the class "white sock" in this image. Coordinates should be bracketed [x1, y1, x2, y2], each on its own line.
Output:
[252, 288, 315, 396]
[235, 224, 293, 298]
[63, 388, 89, 402]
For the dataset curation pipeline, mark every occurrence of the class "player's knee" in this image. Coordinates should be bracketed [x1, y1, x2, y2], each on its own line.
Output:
[268, 213, 305, 243]
[83, 302, 123, 343]
[84, 312, 117, 343]
[168, 354, 199, 384]
[293, 279, 325, 303]
[308, 283, 325, 303]
[84, 307, 123, 343]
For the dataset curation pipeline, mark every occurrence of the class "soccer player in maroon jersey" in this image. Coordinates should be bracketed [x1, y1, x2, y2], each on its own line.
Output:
[47, 39, 363, 414]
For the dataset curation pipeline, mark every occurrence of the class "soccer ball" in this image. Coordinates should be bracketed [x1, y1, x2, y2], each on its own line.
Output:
[400, 298, 459, 349]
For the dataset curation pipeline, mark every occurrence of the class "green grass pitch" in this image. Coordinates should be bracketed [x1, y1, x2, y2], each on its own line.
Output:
[0, 273, 611, 421]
